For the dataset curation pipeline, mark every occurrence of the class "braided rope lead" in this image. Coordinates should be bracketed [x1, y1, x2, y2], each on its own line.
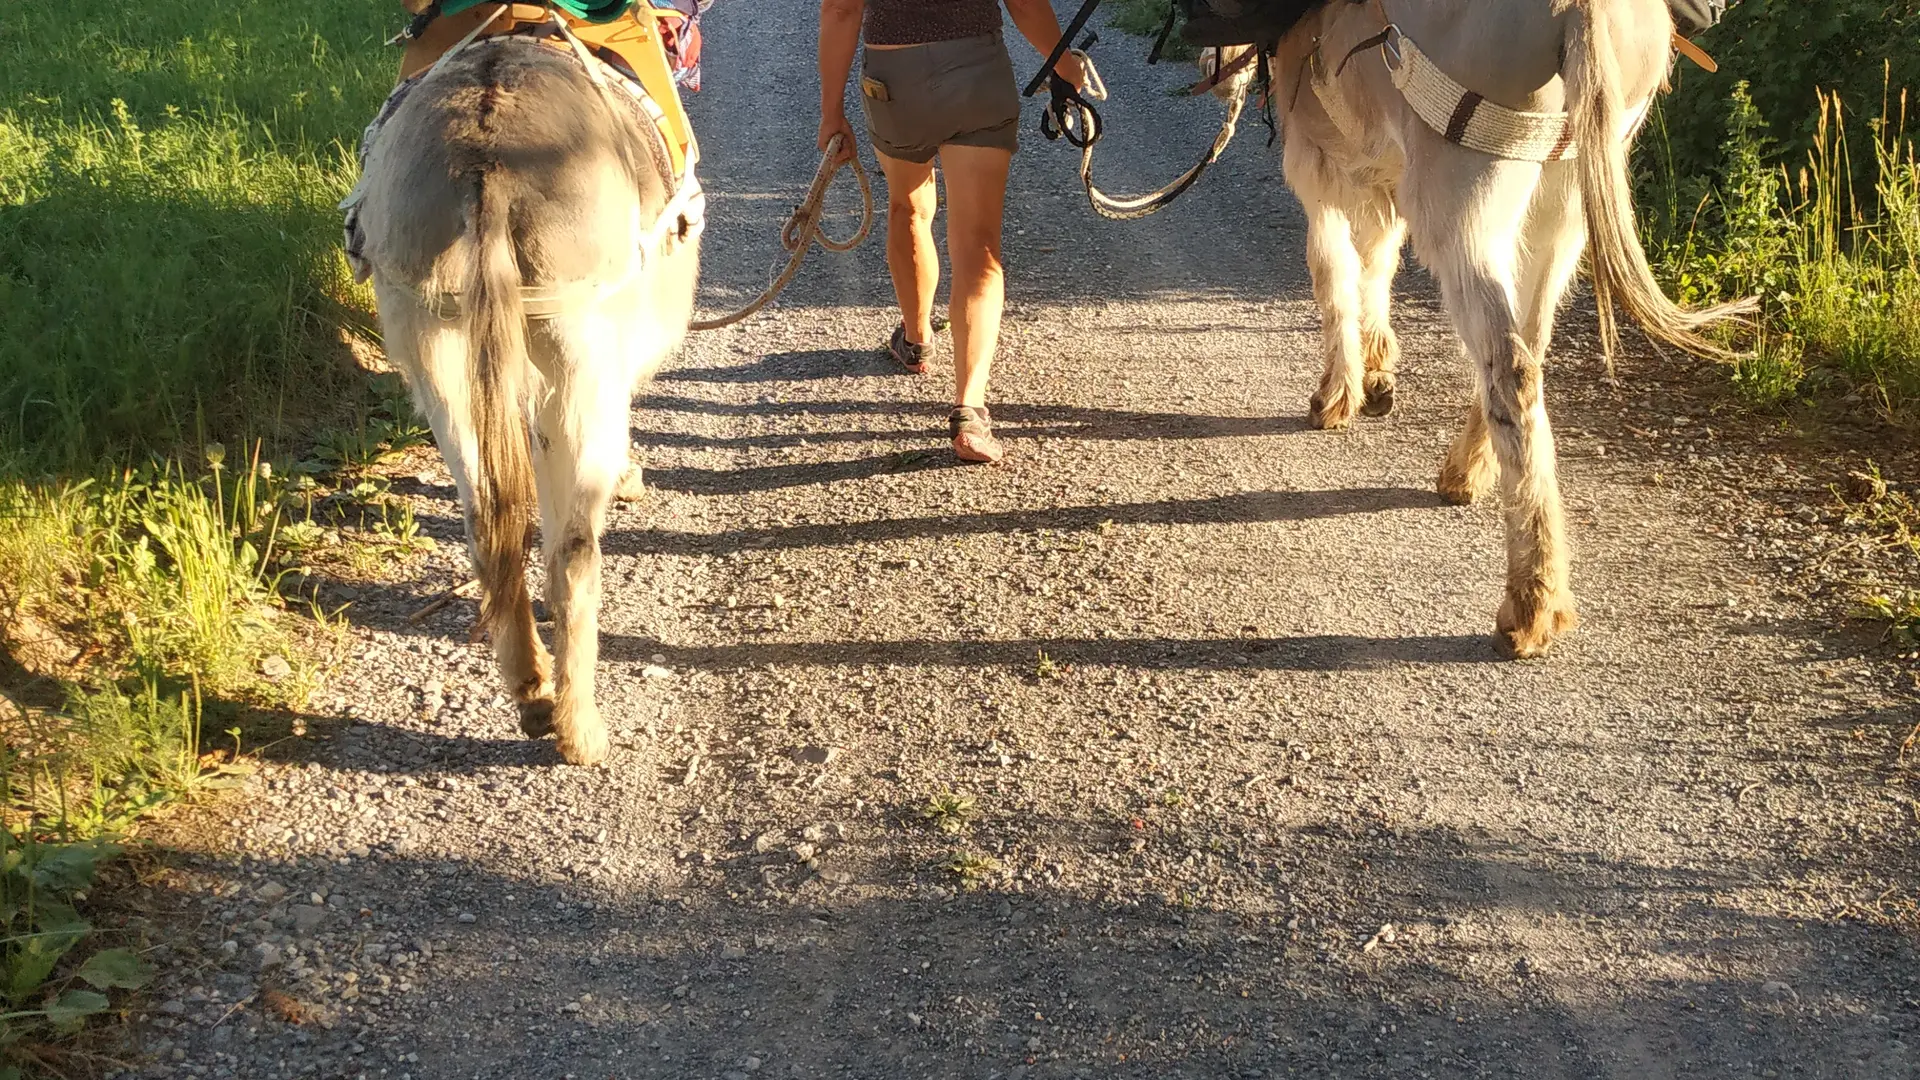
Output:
[1055, 50, 1250, 222]
[689, 132, 874, 331]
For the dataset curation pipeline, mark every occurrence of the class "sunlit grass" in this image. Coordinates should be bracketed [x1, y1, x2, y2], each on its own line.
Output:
[1645, 78, 1920, 418]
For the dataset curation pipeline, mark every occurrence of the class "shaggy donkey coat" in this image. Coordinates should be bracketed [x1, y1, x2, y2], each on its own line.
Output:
[1228, 0, 1745, 656]
[354, 37, 698, 763]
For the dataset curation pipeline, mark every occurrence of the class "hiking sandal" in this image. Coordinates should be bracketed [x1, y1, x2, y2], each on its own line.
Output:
[887, 324, 936, 374]
[949, 406, 1005, 464]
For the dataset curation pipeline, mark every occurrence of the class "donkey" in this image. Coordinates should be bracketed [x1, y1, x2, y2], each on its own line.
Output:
[1222, 0, 1746, 656]
[352, 35, 699, 763]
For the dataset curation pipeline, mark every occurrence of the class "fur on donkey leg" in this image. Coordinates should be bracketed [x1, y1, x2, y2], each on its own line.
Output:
[1483, 333, 1578, 658]
[1436, 403, 1497, 505]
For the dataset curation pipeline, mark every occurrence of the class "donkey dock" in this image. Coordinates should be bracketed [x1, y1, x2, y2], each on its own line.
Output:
[1223, 0, 1748, 657]
[351, 30, 700, 764]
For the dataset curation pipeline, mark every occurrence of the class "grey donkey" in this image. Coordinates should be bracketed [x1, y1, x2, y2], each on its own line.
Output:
[352, 36, 699, 764]
[1218, 0, 1747, 657]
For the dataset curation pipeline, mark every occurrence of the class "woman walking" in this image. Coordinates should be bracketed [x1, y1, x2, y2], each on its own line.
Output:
[816, 0, 1083, 463]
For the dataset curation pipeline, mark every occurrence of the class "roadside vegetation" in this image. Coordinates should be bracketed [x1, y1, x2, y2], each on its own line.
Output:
[0, 0, 410, 1068]
[1635, 4, 1919, 648]
[1642, 71, 1918, 420]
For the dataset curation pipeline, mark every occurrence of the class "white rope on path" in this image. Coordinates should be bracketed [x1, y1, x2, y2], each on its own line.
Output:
[689, 132, 875, 331]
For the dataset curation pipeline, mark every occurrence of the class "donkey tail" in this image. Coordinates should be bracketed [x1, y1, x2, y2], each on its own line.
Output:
[463, 176, 538, 635]
[1565, 1, 1754, 363]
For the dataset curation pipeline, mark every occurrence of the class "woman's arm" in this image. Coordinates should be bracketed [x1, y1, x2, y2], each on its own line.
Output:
[1001, 0, 1085, 87]
[818, 0, 863, 160]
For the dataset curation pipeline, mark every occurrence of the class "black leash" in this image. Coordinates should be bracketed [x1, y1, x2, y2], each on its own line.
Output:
[1147, 1, 1178, 65]
[1023, 0, 1107, 98]
[1051, 50, 1250, 221]
[1027, 1, 1254, 220]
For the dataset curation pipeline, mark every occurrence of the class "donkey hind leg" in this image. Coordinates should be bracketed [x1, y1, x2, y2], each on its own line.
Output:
[1437, 400, 1497, 505]
[1515, 162, 1588, 368]
[1357, 202, 1407, 417]
[1436, 163, 1584, 506]
[375, 283, 554, 707]
[1414, 157, 1577, 657]
[1301, 195, 1369, 430]
[525, 315, 636, 767]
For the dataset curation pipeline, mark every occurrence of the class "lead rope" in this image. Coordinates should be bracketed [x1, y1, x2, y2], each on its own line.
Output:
[1049, 49, 1251, 222]
[689, 132, 874, 331]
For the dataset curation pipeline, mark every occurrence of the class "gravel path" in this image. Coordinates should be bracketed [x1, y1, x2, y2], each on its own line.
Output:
[129, 4, 1920, 1079]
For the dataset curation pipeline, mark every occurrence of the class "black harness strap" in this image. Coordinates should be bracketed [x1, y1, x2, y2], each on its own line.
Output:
[1147, 1, 1178, 65]
[1023, 0, 1105, 98]
[392, 1, 444, 44]
[1335, 26, 1394, 76]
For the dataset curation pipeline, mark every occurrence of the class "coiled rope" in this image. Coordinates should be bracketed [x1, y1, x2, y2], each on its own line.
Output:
[689, 133, 875, 331]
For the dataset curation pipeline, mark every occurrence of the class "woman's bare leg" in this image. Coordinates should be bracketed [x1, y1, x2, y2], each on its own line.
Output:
[875, 150, 939, 345]
[936, 143, 1013, 408]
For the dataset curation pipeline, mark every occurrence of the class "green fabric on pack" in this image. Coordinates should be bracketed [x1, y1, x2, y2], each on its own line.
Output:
[439, 0, 635, 24]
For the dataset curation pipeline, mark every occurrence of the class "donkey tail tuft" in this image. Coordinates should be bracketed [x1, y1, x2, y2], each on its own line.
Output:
[464, 175, 538, 634]
[1565, 2, 1755, 364]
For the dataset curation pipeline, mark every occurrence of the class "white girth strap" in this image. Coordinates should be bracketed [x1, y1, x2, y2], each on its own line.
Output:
[1382, 26, 1580, 162]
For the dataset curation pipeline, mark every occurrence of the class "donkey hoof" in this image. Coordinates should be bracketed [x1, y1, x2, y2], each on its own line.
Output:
[556, 724, 610, 767]
[1360, 373, 1396, 417]
[1496, 595, 1581, 659]
[1307, 391, 1357, 430]
[518, 699, 556, 738]
[614, 466, 647, 503]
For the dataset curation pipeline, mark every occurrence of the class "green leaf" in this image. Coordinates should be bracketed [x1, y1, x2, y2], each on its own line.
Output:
[44, 989, 109, 1032]
[3, 1066, 25, 1080]
[28, 840, 119, 893]
[6, 906, 89, 1004]
[77, 948, 152, 990]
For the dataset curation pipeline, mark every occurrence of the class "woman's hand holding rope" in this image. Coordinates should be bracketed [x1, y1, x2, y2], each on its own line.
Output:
[688, 132, 874, 331]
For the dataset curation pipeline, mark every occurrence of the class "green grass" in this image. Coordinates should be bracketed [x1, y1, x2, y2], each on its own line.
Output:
[0, 3, 405, 1061]
[914, 792, 976, 836]
[1106, 0, 1198, 62]
[943, 849, 1000, 892]
[1655, 1, 1920, 203]
[0, 0, 396, 462]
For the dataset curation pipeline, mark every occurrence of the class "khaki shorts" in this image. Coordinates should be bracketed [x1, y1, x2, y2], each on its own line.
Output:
[859, 32, 1019, 164]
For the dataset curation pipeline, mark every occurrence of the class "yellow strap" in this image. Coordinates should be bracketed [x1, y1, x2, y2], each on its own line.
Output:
[568, 9, 696, 178]
[1672, 34, 1718, 73]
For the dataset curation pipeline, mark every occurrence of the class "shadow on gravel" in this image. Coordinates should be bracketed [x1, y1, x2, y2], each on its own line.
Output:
[630, 397, 1306, 451]
[644, 452, 966, 494]
[603, 487, 1435, 557]
[603, 632, 1503, 673]
[136, 816, 1920, 1080]
[658, 348, 899, 384]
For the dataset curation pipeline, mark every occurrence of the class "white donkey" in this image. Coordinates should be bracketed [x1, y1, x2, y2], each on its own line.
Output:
[351, 33, 700, 763]
[1225, 0, 1746, 656]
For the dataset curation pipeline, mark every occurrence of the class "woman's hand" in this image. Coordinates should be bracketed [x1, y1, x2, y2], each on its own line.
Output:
[818, 109, 857, 164]
[1051, 50, 1087, 91]
[1005, 0, 1088, 91]
[817, 0, 862, 163]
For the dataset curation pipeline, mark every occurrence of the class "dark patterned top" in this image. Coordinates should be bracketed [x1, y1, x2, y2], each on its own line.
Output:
[863, 0, 1003, 46]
